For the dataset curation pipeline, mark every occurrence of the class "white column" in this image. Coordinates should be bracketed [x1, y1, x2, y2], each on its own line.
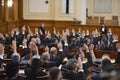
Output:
[80, 0, 87, 25]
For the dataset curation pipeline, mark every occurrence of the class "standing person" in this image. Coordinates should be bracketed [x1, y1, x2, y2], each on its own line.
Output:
[100, 24, 107, 36]
[39, 23, 45, 35]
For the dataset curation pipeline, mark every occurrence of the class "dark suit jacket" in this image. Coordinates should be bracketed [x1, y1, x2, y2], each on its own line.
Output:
[20, 47, 29, 58]
[5, 36, 11, 45]
[62, 70, 85, 80]
[25, 67, 47, 80]
[115, 52, 120, 63]
[93, 37, 98, 46]
[39, 26, 45, 34]
[100, 26, 107, 35]
[83, 52, 93, 74]
[42, 61, 56, 68]
[0, 38, 5, 45]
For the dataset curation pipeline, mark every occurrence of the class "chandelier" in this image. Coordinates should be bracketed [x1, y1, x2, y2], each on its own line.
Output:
[7, 0, 13, 7]
[2, 0, 4, 6]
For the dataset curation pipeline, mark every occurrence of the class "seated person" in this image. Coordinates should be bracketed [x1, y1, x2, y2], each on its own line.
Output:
[49, 67, 62, 80]
[25, 58, 47, 80]
[49, 46, 65, 66]
[11, 39, 20, 62]
[62, 58, 85, 80]
[5, 62, 20, 80]
[91, 54, 117, 80]
[41, 52, 56, 68]
[19, 38, 29, 58]
[24, 41, 47, 79]
[50, 47, 58, 62]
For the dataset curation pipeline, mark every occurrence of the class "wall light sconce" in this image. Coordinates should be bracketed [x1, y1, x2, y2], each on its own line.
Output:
[2, 0, 4, 6]
[7, 0, 13, 7]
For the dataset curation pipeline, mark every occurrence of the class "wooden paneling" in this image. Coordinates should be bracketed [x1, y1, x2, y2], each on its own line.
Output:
[0, 22, 7, 34]
[0, 19, 120, 42]
[0, 21, 19, 34]
[18, 0, 23, 21]
[87, 16, 119, 26]
[19, 20, 120, 42]
[7, 21, 19, 33]
[0, 0, 2, 20]
[20, 20, 74, 33]
[94, 50, 116, 59]
[13, 0, 18, 21]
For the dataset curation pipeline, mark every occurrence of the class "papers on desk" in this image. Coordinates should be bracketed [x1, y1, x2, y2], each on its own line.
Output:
[18, 69, 25, 74]
[19, 60, 29, 64]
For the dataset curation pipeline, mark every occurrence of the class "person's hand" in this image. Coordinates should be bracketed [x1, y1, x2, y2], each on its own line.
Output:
[22, 25, 26, 31]
[66, 28, 70, 35]
[29, 42, 39, 55]
[79, 48, 85, 60]
[71, 29, 75, 35]
[89, 44, 96, 62]
[29, 42, 36, 50]
[12, 39, 21, 61]
[12, 39, 17, 48]
[12, 39, 17, 53]
[28, 26, 30, 31]
[0, 33, 5, 39]
[47, 31, 51, 38]
[35, 28, 39, 34]
[53, 27, 56, 34]
[83, 43, 89, 52]
[89, 44, 94, 51]
[34, 44, 39, 55]
[11, 29, 14, 36]
[77, 57, 83, 69]
[36, 37, 41, 43]
[28, 27, 33, 36]
[57, 42, 63, 50]
[22, 39, 27, 46]
[57, 31, 60, 36]
[44, 46, 49, 52]
[62, 32, 68, 44]
[78, 28, 81, 33]
[62, 30, 65, 36]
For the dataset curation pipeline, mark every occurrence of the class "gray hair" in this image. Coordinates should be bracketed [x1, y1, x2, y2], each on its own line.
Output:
[49, 67, 62, 80]
[66, 59, 78, 70]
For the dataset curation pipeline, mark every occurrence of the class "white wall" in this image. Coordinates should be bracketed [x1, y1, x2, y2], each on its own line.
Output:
[23, 0, 55, 20]
[80, 0, 86, 25]
[23, 0, 120, 25]
[23, 0, 81, 21]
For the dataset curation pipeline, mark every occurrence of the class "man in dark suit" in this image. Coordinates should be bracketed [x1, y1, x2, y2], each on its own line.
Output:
[49, 67, 62, 80]
[62, 58, 85, 80]
[39, 23, 45, 35]
[100, 24, 107, 36]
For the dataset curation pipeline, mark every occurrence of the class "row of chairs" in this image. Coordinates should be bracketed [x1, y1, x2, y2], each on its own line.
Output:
[86, 16, 119, 26]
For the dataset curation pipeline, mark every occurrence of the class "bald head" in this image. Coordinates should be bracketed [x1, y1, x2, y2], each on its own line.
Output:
[42, 52, 50, 61]
[50, 47, 57, 55]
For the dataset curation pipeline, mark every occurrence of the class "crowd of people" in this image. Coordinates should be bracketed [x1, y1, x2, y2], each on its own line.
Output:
[0, 23, 120, 80]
